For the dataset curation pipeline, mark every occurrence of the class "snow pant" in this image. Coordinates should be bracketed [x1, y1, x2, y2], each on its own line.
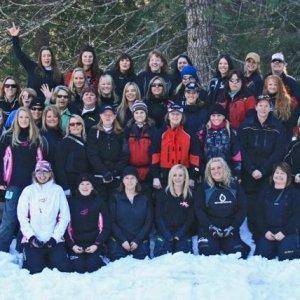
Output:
[69, 249, 104, 273]
[108, 237, 149, 261]
[198, 234, 250, 259]
[255, 234, 300, 261]
[245, 192, 261, 240]
[24, 242, 71, 274]
[153, 236, 192, 257]
[0, 186, 22, 252]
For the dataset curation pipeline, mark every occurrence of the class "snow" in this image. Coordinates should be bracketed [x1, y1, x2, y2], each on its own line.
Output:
[1, 251, 300, 300]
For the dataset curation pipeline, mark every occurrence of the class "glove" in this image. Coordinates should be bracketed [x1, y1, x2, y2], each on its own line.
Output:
[209, 225, 223, 238]
[103, 171, 113, 183]
[223, 226, 235, 237]
[45, 237, 57, 248]
[29, 236, 44, 248]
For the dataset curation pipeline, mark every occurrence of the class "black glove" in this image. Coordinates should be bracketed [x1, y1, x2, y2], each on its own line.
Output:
[45, 237, 57, 248]
[223, 226, 235, 237]
[103, 171, 113, 183]
[209, 225, 223, 238]
[29, 236, 44, 248]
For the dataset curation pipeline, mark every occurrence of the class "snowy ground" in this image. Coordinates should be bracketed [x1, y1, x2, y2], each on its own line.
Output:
[1, 251, 300, 300]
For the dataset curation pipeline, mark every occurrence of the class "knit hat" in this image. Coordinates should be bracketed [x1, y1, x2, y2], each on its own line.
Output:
[208, 104, 227, 118]
[168, 103, 184, 113]
[131, 100, 148, 114]
[122, 166, 138, 179]
[180, 65, 199, 82]
[81, 44, 95, 54]
[35, 160, 52, 172]
[185, 82, 199, 92]
[245, 52, 260, 64]
[76, 173, 96, 188]
[271, 52, 285, 63]
[99, 104, 116, 114]
[81, 85, 98, 97]
[29, 98, 45, 109]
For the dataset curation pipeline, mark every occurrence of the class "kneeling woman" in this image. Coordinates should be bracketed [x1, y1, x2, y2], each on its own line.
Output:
[109, 167, 152, 261]
[17, 160, 71, 274]
[66, 175, 110, 273]
[154, 164, 195, 256]
[255, 162, 300, 261]
[195, 157, 249, 258]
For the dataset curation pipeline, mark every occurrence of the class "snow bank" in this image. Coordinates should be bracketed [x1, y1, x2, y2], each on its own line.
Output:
[1, 251, 300, 300]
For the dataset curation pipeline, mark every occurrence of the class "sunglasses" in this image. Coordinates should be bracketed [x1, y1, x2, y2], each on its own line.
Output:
[229, 79, 241, 84]
[4, 84, 17, 89]
[57, 94, 69, 99]
[31, 107, 43, 111]
[36, 170, 50, 175]
[151, 83, 163, 88]
[69, 122, 82, 127]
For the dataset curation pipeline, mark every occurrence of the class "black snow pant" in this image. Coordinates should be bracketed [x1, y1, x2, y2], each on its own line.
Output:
[153, 236, 192, 257]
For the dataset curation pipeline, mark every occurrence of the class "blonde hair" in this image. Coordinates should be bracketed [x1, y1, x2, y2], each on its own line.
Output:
[8, 107, 42, 147]
[98, 74, 119, 105]
[65, 114, 86, 141]
[205, 157, 232, 187]
[263, 75, 292, 121]
[18, 88, 37, 106]
[42, 105, 62, 131]
[166, 164, 191, 200]
[52, 85, 71, 105]
[68, 67, 86, 93]
[117, 82, 141, 124]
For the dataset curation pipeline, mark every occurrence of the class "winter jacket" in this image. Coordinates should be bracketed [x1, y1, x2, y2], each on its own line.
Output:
[125, 122, 157, 181]
[0, 98, 19, 124]
[238, 114, 284, 192]
[155, 189, 195, 240]
[195, 181, 247, 234]
[0, 129, 44, 188]
[256, 185, 300, 235]
[197, 121, 242, 178]
[284, 140, 300, 177]
[66, 192, 110, 248]
[74, 105, 100, 134]
[17, 179, 70, 243]
[276, 72, 300, 103]
[151, 125, 200, 180]
[208, 76, 227, 106]
[109, 192, 152, 244]
[245, 71, 263, 97]
[12, 36, 63, 102]
[99, 94, 119, 107]
[145, 97, 170, 129]
[183, 104, 208, 134]
[55, 134, 90, 192]
[86, 127, 129, 177]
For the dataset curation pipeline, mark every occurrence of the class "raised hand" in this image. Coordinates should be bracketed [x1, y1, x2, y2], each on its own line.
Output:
[7, 22, 20, 37]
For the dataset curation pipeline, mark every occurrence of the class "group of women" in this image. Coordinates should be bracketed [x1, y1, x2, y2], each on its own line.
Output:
[0, 24, 299, 274]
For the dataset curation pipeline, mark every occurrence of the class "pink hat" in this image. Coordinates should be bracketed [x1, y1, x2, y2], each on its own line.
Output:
[35, 160, 52, 172]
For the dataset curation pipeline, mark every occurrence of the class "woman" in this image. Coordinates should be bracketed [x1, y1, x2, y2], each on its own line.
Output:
[29, 98, 44, 129]
[98, 74, 119, 107]
[117, 82, 141, 127]
[55, 115, 90, 196]
[145, 76, 171, 129]
[108, 166, 152, 261]
[17, 160, 70, 274]
[8, 23, 63, 102]
[64, 44, 102, 89]
[239, 96, 285, 237]
[263, 75, 297, 141]
[68, 67, 87, 112]
[125, 101, 156, 196]
[86, 105, 129, 198]
[255, 162, 300, 261]
[183, 82, 208, 134]
[208, 54, 234, 106]
[0, 76, 21, 121]
[137, 50, 172, 97]
[66, 174, 110, 273]
[197, 104, 242, 179]
[107, 53, 138, 98]
[5, 87, 36, 129]
[154, 164, 195, 256]
[195, 157, 249, 258]
[41, 106, 63, 173]
[244, 52, 263, 97]
[51, 86, 73, 133]
[217, 69, 256, 130]
[0, 107, 44, 252]
[151, 103, 200, 188]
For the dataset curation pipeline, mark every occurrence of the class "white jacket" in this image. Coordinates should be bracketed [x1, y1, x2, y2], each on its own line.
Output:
[17, 179, 70, 243]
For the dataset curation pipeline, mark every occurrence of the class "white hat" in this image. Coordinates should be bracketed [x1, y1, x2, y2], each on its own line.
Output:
[271, 52, 285, 63]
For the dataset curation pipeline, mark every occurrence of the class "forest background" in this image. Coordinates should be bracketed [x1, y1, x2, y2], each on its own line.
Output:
[0, 0, 299, 86]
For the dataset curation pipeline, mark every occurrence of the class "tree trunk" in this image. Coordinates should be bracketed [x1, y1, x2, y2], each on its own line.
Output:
[186, 0, 214, 85]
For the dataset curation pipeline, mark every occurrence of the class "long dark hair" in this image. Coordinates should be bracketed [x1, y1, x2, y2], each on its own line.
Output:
[215, 54, 234, 78]
[270, 162, 293, 187]
[145, 50, 168, 74]
[171, 54, 194, 76]
[114, 53, 135, 75]
[226, 69, 247, 94]
[0, 76, 21, 99]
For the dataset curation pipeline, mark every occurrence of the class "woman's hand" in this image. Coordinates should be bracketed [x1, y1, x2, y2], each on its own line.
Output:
[0, 185, 7, 191]
[40, 84, 53, 101]
[85, 245, 98, 253]
[72, 245, 84, 254]
[274, 231, 285, 241]
[153, 178, 162, 189]
[295, 174, 300, 183]
[130, 242, 138, 251]
[265, 231, 275, 241]
[252, 170, 262, 180]
[122, 241, 131, 251]
[7, 22, 20, 37]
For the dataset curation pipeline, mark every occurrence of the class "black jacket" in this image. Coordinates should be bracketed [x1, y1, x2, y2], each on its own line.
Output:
[195, 181, 247, 233]
[66, 192, 110, 248]
[183, 104, 208, 134]
[245, 71, 263, 97]
[109, 192, 152, 244]
[155, 189, 195, 240]
[256, 185, 300, 235]
[284, 140, 300, 177]
[208, 75, 227, 106]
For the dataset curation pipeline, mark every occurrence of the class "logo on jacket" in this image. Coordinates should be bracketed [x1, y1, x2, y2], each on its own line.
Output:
[214, 193, 232, 204]
[80, 208, 89, 216]
[180, 201, 189, 208]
